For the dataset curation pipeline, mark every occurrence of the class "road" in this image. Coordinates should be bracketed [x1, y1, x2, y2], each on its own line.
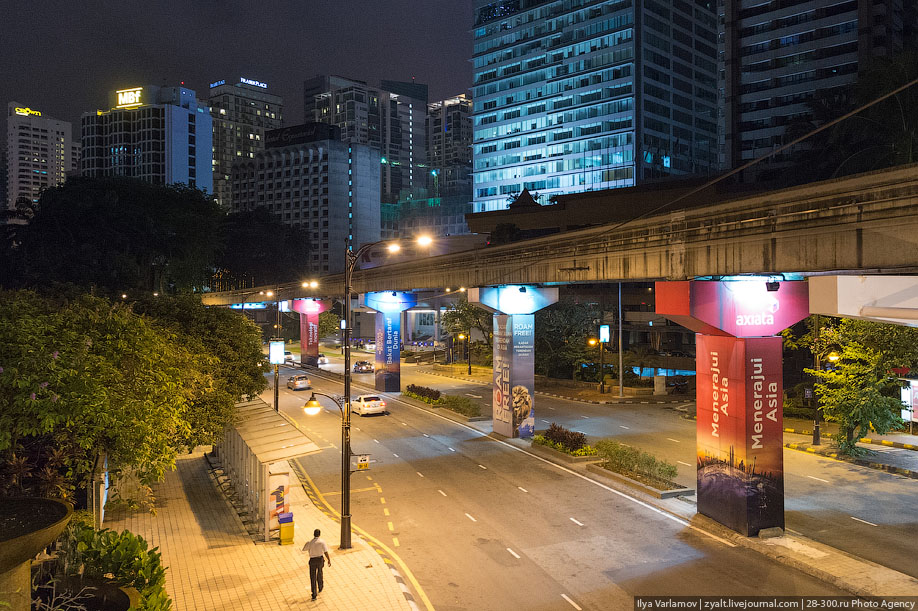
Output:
[268, 364, 842, 609]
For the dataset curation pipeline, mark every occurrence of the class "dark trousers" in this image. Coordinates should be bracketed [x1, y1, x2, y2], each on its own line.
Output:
[309, 556, 324, 598]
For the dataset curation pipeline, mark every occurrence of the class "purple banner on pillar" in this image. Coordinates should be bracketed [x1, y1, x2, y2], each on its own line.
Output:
[493, 314, 535, 438]
[375, 312, 401, 392]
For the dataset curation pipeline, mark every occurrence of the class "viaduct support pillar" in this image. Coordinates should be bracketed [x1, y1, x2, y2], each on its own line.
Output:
[363, 292, 417, 392]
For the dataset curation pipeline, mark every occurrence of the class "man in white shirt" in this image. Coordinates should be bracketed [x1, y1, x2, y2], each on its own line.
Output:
[303, 528, 331, 600]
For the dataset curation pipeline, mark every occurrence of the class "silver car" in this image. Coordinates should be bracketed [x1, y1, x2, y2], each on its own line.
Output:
[286, 374, 311, 390]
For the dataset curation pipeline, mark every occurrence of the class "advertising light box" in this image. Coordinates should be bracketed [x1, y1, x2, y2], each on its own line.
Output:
[268, 340, 285, 365]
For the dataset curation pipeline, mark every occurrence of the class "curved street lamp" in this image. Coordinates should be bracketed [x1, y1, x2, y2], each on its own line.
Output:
[305, 235, 432, 550]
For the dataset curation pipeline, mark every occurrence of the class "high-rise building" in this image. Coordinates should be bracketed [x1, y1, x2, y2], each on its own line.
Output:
[81, 85, 212, 193]
[208, 77, 283, 209]
[231, 123, 380, 274]
[6, 102, 75, 217]
[427, 94, 473, 198]
[304, 75, 428, 204]
[723, 0, 912, 176]
[472, 0, 720, 212]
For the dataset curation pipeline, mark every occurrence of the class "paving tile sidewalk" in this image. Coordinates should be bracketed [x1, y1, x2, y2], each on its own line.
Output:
[104, 449, 413, 611]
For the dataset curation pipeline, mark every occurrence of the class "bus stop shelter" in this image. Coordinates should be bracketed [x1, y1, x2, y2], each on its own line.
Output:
[217, 398, 320, 541]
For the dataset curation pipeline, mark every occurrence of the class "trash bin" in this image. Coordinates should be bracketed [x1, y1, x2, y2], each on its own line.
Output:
[278, 512, 294, 545]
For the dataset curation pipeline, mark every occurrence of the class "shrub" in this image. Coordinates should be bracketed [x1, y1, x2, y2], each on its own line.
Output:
[533, 435, 597, 457]
[440, 395, 481, 417]
[544, 423, 587, 452]
[405, 384, 441, 402]
[594, 439, 679, 485]
[58, 522, 172, 610]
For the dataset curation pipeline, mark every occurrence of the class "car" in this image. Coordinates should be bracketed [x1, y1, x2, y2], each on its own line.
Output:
[284, 351, 295, 364]
[286, 374, 311, 390]
[316, 353, 329, 365]
[353, 360, 373, 373]
[352, 395, 387, 416]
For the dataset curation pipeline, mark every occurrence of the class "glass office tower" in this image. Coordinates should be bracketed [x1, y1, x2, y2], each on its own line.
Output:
[472, 0, 719, 212]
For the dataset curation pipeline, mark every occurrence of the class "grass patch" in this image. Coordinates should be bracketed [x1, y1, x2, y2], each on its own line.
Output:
[533, 435, 597, 457]
[440, 395, 481, 417]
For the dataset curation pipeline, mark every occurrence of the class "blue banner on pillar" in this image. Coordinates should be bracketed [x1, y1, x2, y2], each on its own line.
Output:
[375, 311, 401, 392]
[493, 314, 535, 438]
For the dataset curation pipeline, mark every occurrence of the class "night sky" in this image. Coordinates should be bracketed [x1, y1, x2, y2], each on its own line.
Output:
[2, 0, 475, 136]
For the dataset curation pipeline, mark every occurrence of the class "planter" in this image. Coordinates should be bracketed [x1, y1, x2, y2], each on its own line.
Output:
[529, 441, 601, 464]
[586, 463, 695, 499]
[33, 576, 140, 611]
[0, 498, 73, 611]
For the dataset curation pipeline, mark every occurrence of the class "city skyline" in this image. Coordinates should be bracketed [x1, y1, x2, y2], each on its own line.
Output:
[1, 0, 475, 135]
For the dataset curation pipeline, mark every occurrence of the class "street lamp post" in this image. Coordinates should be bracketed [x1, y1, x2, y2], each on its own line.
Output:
[459, 332, 472, 375]
[302, 392, 351, 548]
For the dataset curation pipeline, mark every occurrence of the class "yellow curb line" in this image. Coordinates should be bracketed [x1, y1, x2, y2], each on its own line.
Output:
[297, 465, 435, 611]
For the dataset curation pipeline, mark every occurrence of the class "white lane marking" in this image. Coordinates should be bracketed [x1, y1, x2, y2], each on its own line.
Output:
[540, 419, 551, 424]
[666, 438, 681, 443]
[374, 439, 379, 443]
[570, 517, 584, 527]
[619, 425, 630, 429]
[393, 453, 399, 458]
[579, 415, 589, 419]
[401, 422, 407, 426]
[561, 594, 583, 610]
[547, 406, 556, 410]
[478, 464, 488, 470]
[465, 513, 477, 522]
[423, 433, 430, 437]
[677, 461, 692, 467]
[416, 472, 425, 478]
[507, 548, 520, 559]
[448, 447, 455, 452]
[466, 393, 483, 398]
[518, 487, 528, 493]
[438, 489, 447, 497]
[381, 384, 736, 547]
[807, 475, 829, 483]
[354, 427, 361, 431]
[851, 516, 878, 527]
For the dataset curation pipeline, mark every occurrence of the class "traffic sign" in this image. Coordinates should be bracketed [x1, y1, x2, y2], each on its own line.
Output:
[354, 454, 370, 471]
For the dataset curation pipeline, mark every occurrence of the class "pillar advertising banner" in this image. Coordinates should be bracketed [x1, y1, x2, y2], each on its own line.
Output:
[696, 335, 784, 536]
[375, 311, 401, 392]
[493, 314, 535, 438]
[291, 299, 326, 367]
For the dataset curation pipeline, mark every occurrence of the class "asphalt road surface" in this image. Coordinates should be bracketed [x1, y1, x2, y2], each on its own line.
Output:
[268, 366, 842, 610]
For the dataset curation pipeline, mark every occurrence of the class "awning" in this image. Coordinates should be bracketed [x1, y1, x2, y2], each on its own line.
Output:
[232, 398, 321, 464]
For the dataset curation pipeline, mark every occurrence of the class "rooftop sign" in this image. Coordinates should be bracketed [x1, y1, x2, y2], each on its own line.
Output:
[14, 107, 41, 117]
[240, 77, 267, 88]
[116, 87, 143, 108]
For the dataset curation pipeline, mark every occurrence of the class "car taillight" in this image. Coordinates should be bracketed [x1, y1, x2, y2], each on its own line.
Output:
[380, 401, 386, 406]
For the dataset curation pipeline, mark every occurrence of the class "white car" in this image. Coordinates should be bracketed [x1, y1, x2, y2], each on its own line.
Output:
[352, 395, 387, 416]
[316, 353, 329, 365]
[284, 351, 295, 364]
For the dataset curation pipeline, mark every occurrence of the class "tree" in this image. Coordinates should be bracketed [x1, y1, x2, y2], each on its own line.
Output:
[215, 208, 314, 288]
[6, 177, 223, 295]
[441, 295, 493, 352]
[0, 291, 203, 501]
[534, 297, 598, 379]
[319, 310, 341, 341]
[132, 294, 268, 447]
[793, 317, 918, 454]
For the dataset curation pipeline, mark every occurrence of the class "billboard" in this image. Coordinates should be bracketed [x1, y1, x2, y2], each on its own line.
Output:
[268, 340, 285, 365]
[696, 335, 784, 535]
[364, 292, 416, 392]
[492, 314, 535, 438]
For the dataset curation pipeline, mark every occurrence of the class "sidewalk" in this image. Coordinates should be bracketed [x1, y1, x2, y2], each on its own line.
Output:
[104, 449, 414, 611]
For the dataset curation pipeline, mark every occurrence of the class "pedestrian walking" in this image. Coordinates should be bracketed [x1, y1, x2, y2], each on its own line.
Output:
[303, 528, 331, 601]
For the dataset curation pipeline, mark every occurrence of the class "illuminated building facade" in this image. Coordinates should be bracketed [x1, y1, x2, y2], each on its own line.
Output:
[6, 102, 75, 217]
[472, 0, 720, 212]
[427, 94, 473, 198]
[80, 85, 212, 193]
[304, 75, 428, 204]
[208, 77, 283, 209]
[231, 124, 380, 274]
